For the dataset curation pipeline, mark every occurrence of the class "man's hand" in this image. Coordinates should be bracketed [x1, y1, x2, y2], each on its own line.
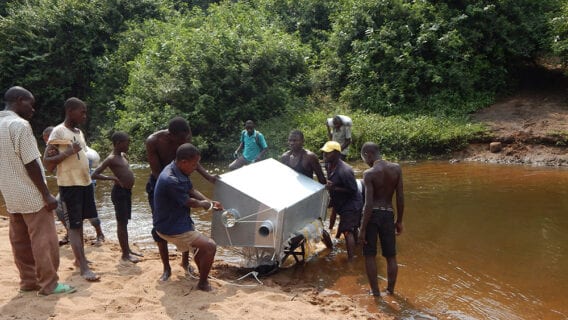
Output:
[44, 194, 58, 211]
[358, 228, 367, 245]
[395, 222, 404, 235]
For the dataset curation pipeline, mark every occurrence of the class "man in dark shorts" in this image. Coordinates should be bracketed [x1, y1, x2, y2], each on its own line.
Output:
[321, 141, 362, 261]
[44, 97, 100, 282]
[91, 131, 143, 263]
[280, 130, 326, 184]
[146, 117, 218, 281]
[359, 142, 404, 296]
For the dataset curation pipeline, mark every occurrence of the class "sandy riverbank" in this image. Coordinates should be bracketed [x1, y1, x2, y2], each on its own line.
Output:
[0, 215, 389, 320]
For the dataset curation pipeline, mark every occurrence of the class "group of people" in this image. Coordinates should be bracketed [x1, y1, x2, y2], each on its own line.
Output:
[0, 85, 404, 297]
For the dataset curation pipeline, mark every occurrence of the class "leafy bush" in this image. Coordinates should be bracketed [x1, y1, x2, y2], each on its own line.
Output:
[0, 0, 169, 136]
[116, 2, 312, 160]
[321, 0, 560, 115]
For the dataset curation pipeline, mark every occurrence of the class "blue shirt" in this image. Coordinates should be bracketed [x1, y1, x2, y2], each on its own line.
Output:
[241, 130, 268, 162]
[153, 161, 194, 235]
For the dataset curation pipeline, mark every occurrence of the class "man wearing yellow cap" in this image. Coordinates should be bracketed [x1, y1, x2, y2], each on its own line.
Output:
[320, 141, 362, 261]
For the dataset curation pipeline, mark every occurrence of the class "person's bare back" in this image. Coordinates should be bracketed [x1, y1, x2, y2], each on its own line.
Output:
[364, 160, 402, 209]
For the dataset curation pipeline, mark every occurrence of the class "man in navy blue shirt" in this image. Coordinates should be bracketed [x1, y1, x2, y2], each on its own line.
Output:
[153, 143, 222, 291]
[321, 141, 362, 261]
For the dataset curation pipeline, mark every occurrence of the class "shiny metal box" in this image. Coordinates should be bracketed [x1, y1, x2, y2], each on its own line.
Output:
[211, 158, 328, 265]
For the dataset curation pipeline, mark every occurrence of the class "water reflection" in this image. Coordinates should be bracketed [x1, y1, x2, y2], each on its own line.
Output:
[6, 160, 568, 319]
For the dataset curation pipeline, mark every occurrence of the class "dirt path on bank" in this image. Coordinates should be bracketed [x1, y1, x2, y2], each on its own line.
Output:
[453, 70, 568, 166]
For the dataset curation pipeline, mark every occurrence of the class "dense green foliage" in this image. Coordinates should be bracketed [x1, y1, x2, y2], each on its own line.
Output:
[113, 3, 311, 159]
[323, 0, 559, 115]
[261, 104, 486, 161]
[0, 0, 564, 161]
[551, 1, 568, 68]
[0, 0, 168, 133]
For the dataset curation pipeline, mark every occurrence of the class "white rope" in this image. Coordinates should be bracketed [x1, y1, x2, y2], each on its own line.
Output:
[185, 270, 263, 287]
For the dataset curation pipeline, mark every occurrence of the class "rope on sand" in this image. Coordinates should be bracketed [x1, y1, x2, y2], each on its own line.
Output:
[185, 270, 263, 287]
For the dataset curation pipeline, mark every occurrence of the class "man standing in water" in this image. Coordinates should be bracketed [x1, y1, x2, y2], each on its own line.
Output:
[359, 142, 404, 295]
[281, 130, 326, 184]
[146, 117, 217, 281]
[321, 141, 362, 261]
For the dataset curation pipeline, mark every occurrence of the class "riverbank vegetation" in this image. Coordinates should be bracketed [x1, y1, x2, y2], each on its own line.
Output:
[0, 0, 564, 160]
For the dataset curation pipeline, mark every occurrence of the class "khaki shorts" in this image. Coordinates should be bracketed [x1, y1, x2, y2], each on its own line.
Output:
[156, 230, 202, 253]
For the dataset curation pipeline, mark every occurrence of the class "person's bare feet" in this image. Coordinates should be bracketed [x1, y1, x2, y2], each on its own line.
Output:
[92, 235, 105, 247]
[81, 269, 100, 282]
[159, 268, 171, 281]
[129, 250, 143, 257]
[197, 280, 212, 292]
[121, 254, 140, 263]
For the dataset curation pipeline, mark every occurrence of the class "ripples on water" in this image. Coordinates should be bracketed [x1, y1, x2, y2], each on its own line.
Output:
[40, 161, 568, 319]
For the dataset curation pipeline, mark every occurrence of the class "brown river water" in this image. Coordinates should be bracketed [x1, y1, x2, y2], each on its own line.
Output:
[4, 160, 568, 319]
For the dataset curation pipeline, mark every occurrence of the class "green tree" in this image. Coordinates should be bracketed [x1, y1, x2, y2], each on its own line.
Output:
[321, 0, 560, 115]
[0, 0, 168, 136]
[115, 2, 311, 160]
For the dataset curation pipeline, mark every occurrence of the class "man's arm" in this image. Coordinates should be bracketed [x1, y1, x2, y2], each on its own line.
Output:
[326, 122, 332, 140]
[91, 157, 119, 184]
[394, 167, 404, 235]
[341, 126, 352, 151]
[145, 136, 162, 179]
[186, 188, 222, 211]
[43, 143, 80, 171]
[197, 164, 218, 184]
[24, 159, 57, 211]
[255, 134, 268, 161]
[309, 153, 327, 185]
[358, 172, 374, 244]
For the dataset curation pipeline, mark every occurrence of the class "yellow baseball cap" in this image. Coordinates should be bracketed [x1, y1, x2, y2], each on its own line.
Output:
[320, 141, 341, 153]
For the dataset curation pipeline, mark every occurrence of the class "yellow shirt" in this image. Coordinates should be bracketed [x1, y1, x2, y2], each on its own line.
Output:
[48, 124, 91, 186]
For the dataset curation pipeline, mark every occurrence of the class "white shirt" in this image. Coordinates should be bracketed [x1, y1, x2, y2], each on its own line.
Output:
[0, 110, 47, 213]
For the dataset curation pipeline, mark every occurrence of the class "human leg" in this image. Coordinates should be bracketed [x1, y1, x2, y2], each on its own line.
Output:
[88, 217, 105, 246]
[362, 215, 381, 295]
[228, 156, 248, 171]
[60, 186, 100, 281]
[365, 256, 380, 296]
[54, 195, 69, 245]
[117, 221, 139, 263]
[386, 256, 398, 294]
[190, 234, 216, 291]
[9, 213, 40, 291]
[344, 231, 356, 261]
[152, 228, 171, 281]
[376, 209, 397, 294]
[24, 208, 61, 294]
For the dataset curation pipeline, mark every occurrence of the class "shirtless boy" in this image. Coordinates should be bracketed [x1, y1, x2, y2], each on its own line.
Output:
[146, 117, 217, 281]
[359, 142, 404, 295]
[91, 132, 143, 263]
